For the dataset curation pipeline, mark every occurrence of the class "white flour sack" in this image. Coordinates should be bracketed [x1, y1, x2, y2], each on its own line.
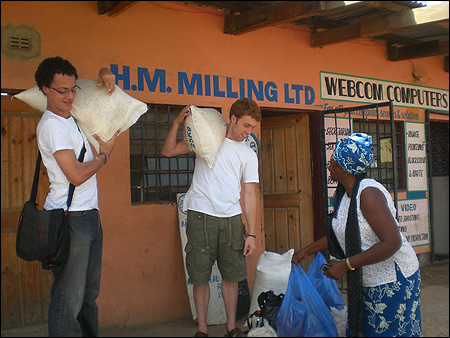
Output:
[13, 79, 148, 153]
[248, 249, 294, 316]
[183, 105, 227, 168]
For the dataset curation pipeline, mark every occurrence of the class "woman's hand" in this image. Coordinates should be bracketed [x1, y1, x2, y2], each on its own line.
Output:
[291, 249, 309, 265]
[323, 260, 349, 280]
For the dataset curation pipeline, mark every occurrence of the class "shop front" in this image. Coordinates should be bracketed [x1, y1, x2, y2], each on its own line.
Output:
[2, 0, 448, 330]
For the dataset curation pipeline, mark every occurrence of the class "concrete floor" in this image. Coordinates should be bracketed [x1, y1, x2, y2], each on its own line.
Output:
[1, 259, 448, 337]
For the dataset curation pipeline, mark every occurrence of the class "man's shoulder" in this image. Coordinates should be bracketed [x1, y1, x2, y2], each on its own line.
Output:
[39, 111, 72, 127]
[37, 112, 72, 139]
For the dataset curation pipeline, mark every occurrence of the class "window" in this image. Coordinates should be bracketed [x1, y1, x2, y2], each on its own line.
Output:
[430, 121, 449, 177]
[353, 119, 406, 191]
[129, 104, 195, 203]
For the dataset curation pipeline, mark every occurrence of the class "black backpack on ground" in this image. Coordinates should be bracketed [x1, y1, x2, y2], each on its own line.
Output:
[257, 290, 284, 330]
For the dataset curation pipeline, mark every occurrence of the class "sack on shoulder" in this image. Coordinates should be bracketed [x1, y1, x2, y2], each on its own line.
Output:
[16, 201, 70, 269]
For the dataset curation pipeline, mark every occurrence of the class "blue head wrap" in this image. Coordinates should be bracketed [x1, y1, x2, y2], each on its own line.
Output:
[332, 133, 374, 176]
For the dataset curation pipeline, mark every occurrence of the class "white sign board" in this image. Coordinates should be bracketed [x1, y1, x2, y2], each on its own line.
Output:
[320, 71, 449, 112]
[405, 123, 428, 191]
[397, 199, 430, 247]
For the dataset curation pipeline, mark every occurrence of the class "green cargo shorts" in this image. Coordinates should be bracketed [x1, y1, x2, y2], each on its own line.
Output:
[185, 210, 247, 285]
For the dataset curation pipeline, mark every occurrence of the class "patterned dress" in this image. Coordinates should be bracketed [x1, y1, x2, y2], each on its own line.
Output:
[332, 178, 422, 337]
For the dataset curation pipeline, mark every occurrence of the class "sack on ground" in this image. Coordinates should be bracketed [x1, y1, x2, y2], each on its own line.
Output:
[13, 79, 148, 153]
[247, 319, 278, 337]
[249, 249, 293, 316]
[16, 201, 70, 269]
[276, 263, 339, 337]
[183, 105, 227, 168]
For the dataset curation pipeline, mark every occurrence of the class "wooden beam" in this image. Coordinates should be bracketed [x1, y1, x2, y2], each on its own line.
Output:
[388, 40, 449, 61]
[311, 22, 361, 47]
[362, 1, 417, 12]
[312, 2, 449, 47]
[224, 1, 365, 35]
[98, 1, 138, 17]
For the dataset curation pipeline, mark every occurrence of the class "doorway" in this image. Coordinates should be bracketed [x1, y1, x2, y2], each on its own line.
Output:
[1, 95, 52, 329]
[427, 114, 449, 260]
[260, 112, 314, 262]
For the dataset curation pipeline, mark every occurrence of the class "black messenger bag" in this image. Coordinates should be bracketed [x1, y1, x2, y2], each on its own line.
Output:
[17, 142, 86, 269]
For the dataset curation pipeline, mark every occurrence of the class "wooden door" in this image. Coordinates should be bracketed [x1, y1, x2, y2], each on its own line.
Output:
[1, 96, 52, 329]
[261, 114, 314, 265]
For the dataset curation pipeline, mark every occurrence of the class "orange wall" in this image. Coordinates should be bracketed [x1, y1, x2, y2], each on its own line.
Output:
[2, 1, 449, 328]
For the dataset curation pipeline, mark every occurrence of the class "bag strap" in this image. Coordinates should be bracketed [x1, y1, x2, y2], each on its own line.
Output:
[65, 119, 86, 210]
[29, 152, 42, 203]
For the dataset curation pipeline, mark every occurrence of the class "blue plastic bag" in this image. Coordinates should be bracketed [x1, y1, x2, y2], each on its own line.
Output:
[307, 252, 346, 310]
[276, 263, 338, 337]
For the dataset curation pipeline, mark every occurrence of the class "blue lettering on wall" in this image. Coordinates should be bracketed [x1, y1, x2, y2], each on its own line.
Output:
[137, 67, 166, 92]
[284, 83, 294, 104]
[204, 75, 211, 97]
[226, 77, 238, 99]
[110, 64, 131, 90]
[248, 80, 264, 101]
[178, 72, 202, 95]
[239, 79, 246, 98]
[284, 83, 315, 105]
[111, 65, 315, 105]
[265, 82, 278, 102]
[292, 84, 304, 103]
[213, 75, 225, 98]
[305, 85, 315, 105]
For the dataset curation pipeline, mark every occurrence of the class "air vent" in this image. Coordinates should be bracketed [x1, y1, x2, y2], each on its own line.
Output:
[1, 24, 41, 60]
[9, 35, 30, 50]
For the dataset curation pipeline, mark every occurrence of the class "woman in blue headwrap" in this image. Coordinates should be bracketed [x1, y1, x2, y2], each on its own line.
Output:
[292, 133, 421, 337]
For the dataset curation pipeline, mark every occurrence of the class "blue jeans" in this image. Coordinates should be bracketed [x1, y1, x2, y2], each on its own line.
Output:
[48, 209, 103, 337]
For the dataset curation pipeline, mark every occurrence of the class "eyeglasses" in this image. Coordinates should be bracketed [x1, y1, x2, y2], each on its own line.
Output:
[50, 85, 81, 96]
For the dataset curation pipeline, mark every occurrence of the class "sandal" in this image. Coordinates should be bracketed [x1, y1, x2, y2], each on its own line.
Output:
[224, 327, 245, 337]
[194, 331, 208, 337]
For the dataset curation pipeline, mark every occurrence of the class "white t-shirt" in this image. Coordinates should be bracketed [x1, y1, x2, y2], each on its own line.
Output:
[332, 178, 419, 287]
[183, 137, 259, 217]
[37, 111, 98, 211]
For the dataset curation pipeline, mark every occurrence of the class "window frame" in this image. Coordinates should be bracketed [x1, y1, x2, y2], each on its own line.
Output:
[129, 103, 195, 204]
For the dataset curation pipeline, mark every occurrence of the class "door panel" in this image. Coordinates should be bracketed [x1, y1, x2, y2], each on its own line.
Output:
[261, 114, 314, 267]
[1, 96, 52, 329]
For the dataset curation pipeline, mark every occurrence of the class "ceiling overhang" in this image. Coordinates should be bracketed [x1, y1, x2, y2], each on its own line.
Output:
[98, 1, 450, 71]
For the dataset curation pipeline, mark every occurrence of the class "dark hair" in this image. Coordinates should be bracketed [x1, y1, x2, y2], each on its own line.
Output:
[34, 56, 78, 92]
[229, 98, 261, 122]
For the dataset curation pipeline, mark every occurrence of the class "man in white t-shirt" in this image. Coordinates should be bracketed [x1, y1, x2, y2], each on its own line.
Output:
[162, 98, 261, 337]
[34, 56, 119, 337]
